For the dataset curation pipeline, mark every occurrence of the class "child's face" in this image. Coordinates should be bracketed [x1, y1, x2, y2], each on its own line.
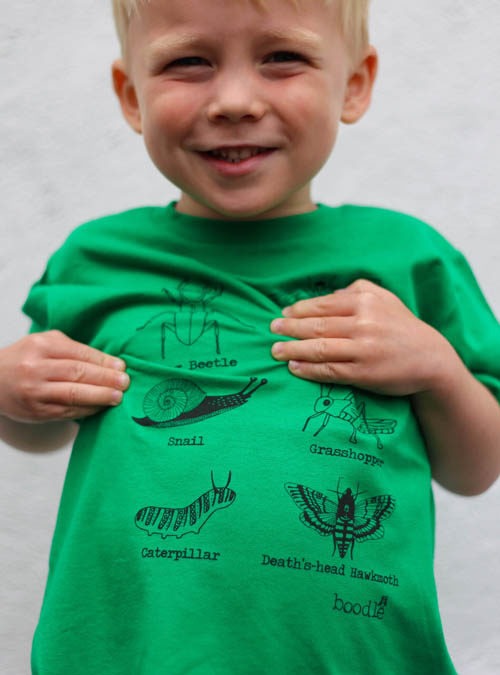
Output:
[113, 0, 376, 220]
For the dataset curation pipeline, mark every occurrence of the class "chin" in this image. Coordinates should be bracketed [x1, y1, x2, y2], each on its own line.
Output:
[193, 195, 309, 221]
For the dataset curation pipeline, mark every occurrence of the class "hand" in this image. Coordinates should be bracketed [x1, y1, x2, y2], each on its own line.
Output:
[270, 279, 460, 396]
[0, 331, 130, 422]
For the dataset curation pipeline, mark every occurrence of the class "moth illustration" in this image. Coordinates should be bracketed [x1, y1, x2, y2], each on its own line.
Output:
[133, 376, 267, 428]
[135, 472, 236, 539]
[285, 480, 395, 559]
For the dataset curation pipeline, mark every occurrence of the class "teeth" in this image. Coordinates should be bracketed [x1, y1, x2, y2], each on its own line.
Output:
[209, 147, 264, 163]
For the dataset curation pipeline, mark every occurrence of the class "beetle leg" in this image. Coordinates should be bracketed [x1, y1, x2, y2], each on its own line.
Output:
[205, 319, 221, 354]
[161, 320, 177, 359]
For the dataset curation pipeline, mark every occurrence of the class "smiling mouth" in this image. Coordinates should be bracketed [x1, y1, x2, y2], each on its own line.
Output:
[202, 146, 274, 163]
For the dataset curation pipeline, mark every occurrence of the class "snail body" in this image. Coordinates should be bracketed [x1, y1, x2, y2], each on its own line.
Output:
[133, 377, 267, 428]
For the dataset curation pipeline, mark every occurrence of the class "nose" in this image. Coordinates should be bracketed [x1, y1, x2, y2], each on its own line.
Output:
[206, 70, 268, 123]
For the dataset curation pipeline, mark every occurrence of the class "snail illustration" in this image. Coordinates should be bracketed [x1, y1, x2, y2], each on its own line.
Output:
[132, 376, 268, 428]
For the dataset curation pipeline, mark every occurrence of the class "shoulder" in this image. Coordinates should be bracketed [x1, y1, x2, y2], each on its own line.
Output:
[63, 206, 165, 250]
[331, 204, 458, 254]
[45, 206, 168, 279]
[321, 204, 469, 272]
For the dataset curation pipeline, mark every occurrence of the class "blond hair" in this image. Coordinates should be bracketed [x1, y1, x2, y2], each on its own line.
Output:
[112, 0, 370, 61]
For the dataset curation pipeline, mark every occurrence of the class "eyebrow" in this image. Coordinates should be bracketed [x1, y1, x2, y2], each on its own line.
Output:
[258, 27, 324, 50]
[145, 27, 323, 67]
[148, 33, 205, 55]
[145, 34, 205, 68]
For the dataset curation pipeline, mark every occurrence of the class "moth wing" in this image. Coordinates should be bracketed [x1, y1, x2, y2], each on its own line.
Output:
[353, 494, 396, 542]
[285, 483, 337, 536]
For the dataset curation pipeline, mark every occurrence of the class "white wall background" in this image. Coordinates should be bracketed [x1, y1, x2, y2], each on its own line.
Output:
[1, 2, 499, 673]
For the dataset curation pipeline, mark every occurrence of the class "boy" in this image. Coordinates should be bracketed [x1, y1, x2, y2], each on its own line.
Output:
[1, 0, 499, 673]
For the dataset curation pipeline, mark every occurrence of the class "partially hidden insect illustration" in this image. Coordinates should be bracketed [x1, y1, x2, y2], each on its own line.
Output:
[136, 280, 254, 358]
[135, 472, 236, 539]
[303, 384, 397, 450]
[133, 376, 267, 428]
[285, 479, 395, 559]
[269, 277, 338, 309]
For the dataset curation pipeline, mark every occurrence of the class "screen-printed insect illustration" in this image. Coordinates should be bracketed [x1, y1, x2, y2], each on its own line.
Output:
[303, 385, 397, 450]
[133, 376, 267, 428]
[285, 479, 395, 559]
[269, 277, 338, 309]
[135, 472, 236, 539]
[136, 280, 254, 358]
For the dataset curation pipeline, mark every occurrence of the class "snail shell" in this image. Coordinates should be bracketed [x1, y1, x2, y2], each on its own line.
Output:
[142, 379, 205, 423]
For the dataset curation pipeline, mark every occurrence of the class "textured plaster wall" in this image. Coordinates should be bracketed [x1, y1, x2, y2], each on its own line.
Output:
[1, 2, 499, 674]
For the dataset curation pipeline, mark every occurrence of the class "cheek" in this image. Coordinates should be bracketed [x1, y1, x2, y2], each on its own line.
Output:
[287, 83, 339, 130]
[142, 88, 194, 135]
[287, 92, 338, 159]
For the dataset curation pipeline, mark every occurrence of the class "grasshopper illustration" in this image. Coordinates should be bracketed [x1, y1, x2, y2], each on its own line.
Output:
[303, 385, 397, 450]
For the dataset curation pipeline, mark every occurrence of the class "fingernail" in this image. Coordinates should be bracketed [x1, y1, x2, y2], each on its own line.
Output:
[111, 390, 123, 405]
[289, 360, 301, 372]
[118, 373, 130, 389]
[270, 319, 284, 334]
[282, 306, 292, 317]
[271, 342, 284, 358]
[112, 359, 127, 371]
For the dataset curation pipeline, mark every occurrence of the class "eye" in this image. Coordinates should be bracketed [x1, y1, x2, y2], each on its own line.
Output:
[167, 56, 210, 68]
[265, 51, 306, 64]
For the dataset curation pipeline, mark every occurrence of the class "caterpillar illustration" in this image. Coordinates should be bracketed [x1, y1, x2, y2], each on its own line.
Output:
[135, 472, 236, 539]
[133, 376, 267, 428]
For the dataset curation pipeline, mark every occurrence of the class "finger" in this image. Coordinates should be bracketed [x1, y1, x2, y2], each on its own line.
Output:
[29, 403, 105, 422]
[38, 382, 125, 409]
[42, 332, 126, 371]
[281, 291, 355, 319]
[270, 316, 352, 340]
[271, 337, 354, 363]
[42, 360, 130, 391]
[281, 279, 389, 319]
[286, 359, 356, 384]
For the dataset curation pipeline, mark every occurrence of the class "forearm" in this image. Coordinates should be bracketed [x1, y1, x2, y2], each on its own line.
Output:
[412, 358, 500, 496]
[0, 415, 77, 452]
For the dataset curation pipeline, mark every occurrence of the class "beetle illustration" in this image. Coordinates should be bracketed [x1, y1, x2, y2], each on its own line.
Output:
[133, 376, 268, 428]
[285, 479, 395, 559]
[136, 280, 254, 358]
[135, 472, 236, 539]
[303, 384, 397, 449]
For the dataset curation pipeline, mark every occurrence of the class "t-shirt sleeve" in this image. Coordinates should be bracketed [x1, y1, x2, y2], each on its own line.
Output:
[23, 262, 81, 338]
[22, 232, 109, 346]
[23, 270, 51, 334]
[412, 233, 500, 403]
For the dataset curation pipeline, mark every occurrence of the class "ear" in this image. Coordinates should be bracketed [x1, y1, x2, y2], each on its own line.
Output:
[111, 59, 143, 134]
[341, 46, 378, 125]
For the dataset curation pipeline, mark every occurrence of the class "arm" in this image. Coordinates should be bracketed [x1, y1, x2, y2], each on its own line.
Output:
[270, 279, 500, 496]
[0, 330, 130, 423]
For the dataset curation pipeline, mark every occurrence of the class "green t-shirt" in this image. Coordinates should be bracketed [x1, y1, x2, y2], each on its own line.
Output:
[24, 203, 500, 674]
